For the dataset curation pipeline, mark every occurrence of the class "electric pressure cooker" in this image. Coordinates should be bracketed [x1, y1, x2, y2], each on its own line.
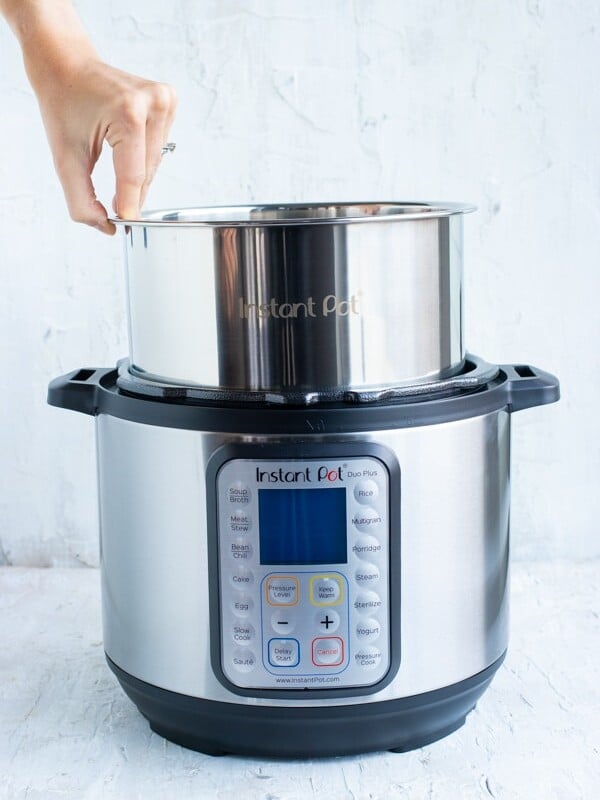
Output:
[48, 202, 559, 757]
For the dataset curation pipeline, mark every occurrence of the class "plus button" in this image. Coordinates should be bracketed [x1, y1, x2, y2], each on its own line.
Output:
[320, 615, 334, 629]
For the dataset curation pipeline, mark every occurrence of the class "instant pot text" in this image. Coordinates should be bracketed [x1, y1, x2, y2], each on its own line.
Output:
[239, 294, 361, 319]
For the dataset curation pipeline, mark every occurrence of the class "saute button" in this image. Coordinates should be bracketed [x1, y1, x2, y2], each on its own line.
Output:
[353, 590, 382, 615]
[232, 622, 255, 645]
[355, 618, 381, 643]
[229, 510, 252, 533]
[228, 482, 251, 505]
[231, 593, 254, 617]
[353, 479, 379, 505]
[271, 609, 297, 634]
[354, 646, 383, 670]
[268, 638, 300, 667]
[352, 534, 383, 560]
[352, 507, 383, 532]
[230, 539, 253, 560]
[266, 576, 299, 606]
[354, 562, 380, 587]
[232, 647, 257, 673]
[230, 567, 254, 588]
[315, 609, 340, 633]
[310, 574, 344, 606]
[312, 637, 344, 666]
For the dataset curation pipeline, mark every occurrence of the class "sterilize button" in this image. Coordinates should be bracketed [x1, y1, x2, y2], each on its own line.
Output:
[354, 563, 380, 587]
[355, 618, 381, 643]
[352, 534, 383, 560]
[228, 482, 251, 505]
[312, 637, 344, 666]
[353, 479, 379, 505]
[232, 622, 255, 645]
[271, 609, 297, 634]
[231, 593, 254, 617]
[232, 648, 257, 673]
[229, 510, 252, 533]
[352, 507, 383, 532]
[230, 567, 254, 588]
[266, 576, 299, 606]
[315, 609, 341, 633]
[268, 638, 300, 667]
[230, 539, 253, 560]
[310, 574, 344, 606]
[354, 590, 382, 615]
[354, 646, 383, 670]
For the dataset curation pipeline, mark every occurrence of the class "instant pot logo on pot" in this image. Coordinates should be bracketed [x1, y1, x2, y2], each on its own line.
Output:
[238, 294, 362, 319]
[256, 466, 344, 483]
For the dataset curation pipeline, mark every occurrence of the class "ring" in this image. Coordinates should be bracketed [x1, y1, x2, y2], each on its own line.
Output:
[161, 142, 176, 155]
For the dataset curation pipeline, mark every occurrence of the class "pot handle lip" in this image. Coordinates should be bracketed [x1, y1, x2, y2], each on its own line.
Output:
[499, 363, 560, 413]
[47, 367, 115, 416]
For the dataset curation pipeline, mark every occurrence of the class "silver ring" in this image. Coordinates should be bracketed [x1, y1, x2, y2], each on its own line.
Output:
[161, 142, 176, 155]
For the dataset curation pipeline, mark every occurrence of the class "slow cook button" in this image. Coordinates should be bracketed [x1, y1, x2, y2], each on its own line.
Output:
[229, 510, 252, 533]
[352, 534, 383, 561]
[354, 562, 380, 587]
[354, 646, 383, 670]
[353, 590, 382, 615]
[353, 479, 379, 505]
[231, 593, 254, 617]
[266, 576, 299, 606]
[232, 622, 255, 645]
[232, 647, 257, 673]
[230, 539, 253, 560]
[312, 637, 344, 666]
[355, 617, 381, 643]
[229, 567, 254, 588]
[352, 507, 383, 532]
[268, 638, 300, 667]
[228, 482, 251, 505]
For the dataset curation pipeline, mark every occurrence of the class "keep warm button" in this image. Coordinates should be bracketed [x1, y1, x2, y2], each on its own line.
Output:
[310, 574, 344, 606]
[312, 637, 344, 666]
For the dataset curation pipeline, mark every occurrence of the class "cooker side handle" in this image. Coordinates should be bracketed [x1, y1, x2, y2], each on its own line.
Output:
[500, 364, 560, 413]
[47, 368, 114, 416]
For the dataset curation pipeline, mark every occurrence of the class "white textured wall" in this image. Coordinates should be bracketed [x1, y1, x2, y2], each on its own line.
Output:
[0, 0, 598, 566]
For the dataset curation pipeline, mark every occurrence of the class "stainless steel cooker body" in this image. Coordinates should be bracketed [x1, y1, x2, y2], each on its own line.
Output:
[121, 203, 471, 396]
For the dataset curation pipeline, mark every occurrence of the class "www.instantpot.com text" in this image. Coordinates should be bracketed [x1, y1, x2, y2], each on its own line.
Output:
[238, 294, 361, 319]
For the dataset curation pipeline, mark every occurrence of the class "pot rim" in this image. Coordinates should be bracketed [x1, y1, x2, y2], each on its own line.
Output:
[109, 201, 476, 227]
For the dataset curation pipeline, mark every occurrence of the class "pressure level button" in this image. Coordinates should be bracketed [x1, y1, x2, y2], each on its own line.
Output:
[354, 479, 379, 505]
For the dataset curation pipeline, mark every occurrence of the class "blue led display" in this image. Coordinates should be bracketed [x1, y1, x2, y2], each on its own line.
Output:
[258, 488, 347, 565]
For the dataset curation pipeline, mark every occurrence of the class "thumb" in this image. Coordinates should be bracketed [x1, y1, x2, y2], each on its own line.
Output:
[54, 150, 115, 235]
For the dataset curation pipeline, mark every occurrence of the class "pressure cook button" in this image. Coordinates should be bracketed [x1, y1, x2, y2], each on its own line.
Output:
[352, 507, 383, 532]
[310, 574, 344, 606]
[230, 540, 253, 560]
[229, 511, 252, 533]
[354, 563, 380, 587]
[231, 594, 254, 617]
[353, 479, 379, 505]
[354, 646, 383, 670]
[232, 647, 257, 673]
[230, 567, 254, 588]
[355, 618, 381, 643]
[312, 637, 344, 666]
[266, 576, 299, 606]
[271, 609, 297, 634]
[232, 622, 255, 645]
[315, 609, 340, 633]
[354, 591, 382, 615]
[268, 638, 300, 667]
[228, 482, 251, 505]
[352, 534, 383, 560]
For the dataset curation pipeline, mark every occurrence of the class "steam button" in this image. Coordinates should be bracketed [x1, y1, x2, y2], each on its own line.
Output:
[354, 562, 380, 586]
[352, 507, 383, 532]
[354, 480, 379, 505]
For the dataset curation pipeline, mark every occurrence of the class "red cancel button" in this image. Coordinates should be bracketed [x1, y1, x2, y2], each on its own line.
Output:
[312, 636, 344, 667]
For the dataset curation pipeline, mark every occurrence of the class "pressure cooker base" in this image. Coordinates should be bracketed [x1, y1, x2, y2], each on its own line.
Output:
[107, 652, 505, 758]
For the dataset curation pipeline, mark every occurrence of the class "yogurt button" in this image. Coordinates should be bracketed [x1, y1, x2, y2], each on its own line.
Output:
[355, 618, 381, 643]
[353, 479, 379, 505]
[352, 507, 383, 532]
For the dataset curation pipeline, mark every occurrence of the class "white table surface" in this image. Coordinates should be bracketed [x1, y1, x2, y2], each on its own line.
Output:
[1, 561, 598, 800]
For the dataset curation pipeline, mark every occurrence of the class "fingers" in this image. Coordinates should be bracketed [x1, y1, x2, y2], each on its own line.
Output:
[54, 151, 116, 235]
[140, 84, 177, 209]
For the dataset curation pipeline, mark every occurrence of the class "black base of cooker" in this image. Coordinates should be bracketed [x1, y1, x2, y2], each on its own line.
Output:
[107, 652, 505, 758]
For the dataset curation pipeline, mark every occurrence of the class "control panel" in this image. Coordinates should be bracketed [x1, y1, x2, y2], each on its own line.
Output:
[215, 456, 390, 691]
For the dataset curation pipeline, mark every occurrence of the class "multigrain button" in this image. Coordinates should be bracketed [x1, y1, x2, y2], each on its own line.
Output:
[232, 647, 257, 673]
[354, 562, 380, 587]
[353, 590, 382, 615]
[230, 539, 253, 560]
[352, 534, 383, 560]
[353, 479, 379, 505]
[228, 482, 251, 505]
[268, 638, 300, 667]
[310, 574, 343, 606]
[354, 646, 383, 670]
[229, 566, 254, 588]
[232, 622, 255, 645]
[312, 637, 344, 666]
[355, 618, 381, 643]
[352, 507, 383, 532]
[266, 576, 299, 606]
[229, 510, 252, 533]
[231, 593, 254, 617]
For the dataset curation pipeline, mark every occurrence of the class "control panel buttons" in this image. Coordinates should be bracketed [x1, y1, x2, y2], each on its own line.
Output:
[353, 590, 382, 615]
[355, 618, 381, 643]
[310, 574, 344, 606]
[354, 646, 383, 670]
[229, 511, 252, 533]
[312, 637, 344, 666]
[231, 594, 254, 617]
[230, 539, 253, 560]
[232, 647, 257, 673]
[229, 566, 254, 588]
[352, 507, 383, 533]
[354, 563, 380, 587]
[352, 534, 383, 560]
[353, 479, 379, 505]
[315, 609, 340, 633]
[271, 609, 297, 634]
[266, 576, 299, 606]
[228, 482, 251, 505]
[268, 638, 300, 667]
[232, 622, 255, 645]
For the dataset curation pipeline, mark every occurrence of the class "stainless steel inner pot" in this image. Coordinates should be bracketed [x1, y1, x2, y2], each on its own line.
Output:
[115, 202, 474, 397]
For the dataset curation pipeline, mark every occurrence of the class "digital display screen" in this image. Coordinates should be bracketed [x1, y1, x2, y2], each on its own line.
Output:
[258, 488, 347, 565]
